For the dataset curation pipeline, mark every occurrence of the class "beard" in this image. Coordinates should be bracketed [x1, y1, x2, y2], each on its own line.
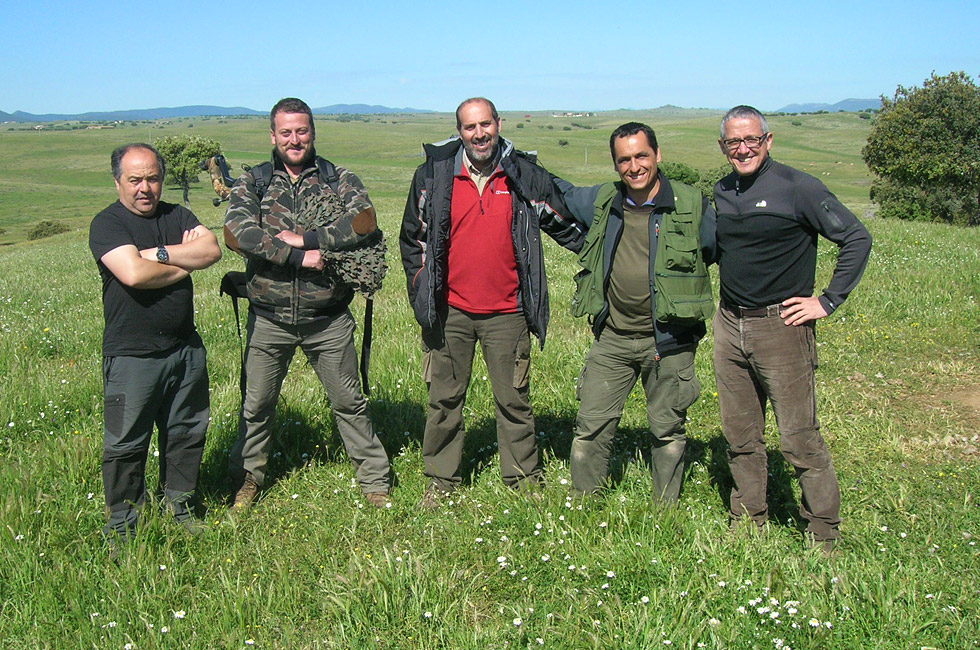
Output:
[463, 135, 499, 168]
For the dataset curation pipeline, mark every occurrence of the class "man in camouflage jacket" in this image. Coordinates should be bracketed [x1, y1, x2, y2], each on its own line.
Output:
[224, 98, 391, 509]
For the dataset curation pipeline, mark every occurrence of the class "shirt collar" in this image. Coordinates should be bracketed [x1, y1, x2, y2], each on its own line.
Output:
[623, 171, 675, 211]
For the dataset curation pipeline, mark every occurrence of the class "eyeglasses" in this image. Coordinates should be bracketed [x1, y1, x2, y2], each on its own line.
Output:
[722, 134, 769, 152]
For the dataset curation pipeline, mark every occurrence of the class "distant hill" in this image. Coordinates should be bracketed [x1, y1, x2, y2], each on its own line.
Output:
[312, 104, 433, 114]
[0, 104, 434, 123]
[775, 98, 881, 113]
[1, 106, 264, 123]
[0, 100, 883, 123]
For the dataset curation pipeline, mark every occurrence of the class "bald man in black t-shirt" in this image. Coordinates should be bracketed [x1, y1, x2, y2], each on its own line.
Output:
[89, 143, 221, 545]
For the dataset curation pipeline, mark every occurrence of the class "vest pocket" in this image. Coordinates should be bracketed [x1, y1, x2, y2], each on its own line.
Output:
[655, 272, 714, 323]
[570, 268, 605, 318]
[661, 218, 698, 271]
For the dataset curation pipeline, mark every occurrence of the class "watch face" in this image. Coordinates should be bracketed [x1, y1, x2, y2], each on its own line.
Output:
[157, 246, 168, 262]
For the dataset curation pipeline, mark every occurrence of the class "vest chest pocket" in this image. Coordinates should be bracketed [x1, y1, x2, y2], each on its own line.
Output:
[660, 215, 698, 271]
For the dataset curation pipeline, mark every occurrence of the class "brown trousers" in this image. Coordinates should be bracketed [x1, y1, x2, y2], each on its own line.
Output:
[713, 304, 841, 541]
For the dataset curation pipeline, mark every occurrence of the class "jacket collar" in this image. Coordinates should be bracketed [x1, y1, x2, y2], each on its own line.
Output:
[424, 136, 516, 169]
[734, 154, 774, 191]
[621, 171, 676, 212]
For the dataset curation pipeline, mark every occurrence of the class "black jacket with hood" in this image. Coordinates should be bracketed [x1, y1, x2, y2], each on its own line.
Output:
[400, 137, 584, 347]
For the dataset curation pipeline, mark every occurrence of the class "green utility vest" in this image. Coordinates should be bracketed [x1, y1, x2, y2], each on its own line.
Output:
[570, 181, 714, 324]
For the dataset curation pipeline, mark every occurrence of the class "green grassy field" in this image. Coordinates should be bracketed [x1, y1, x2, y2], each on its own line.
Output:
[1, 112, 978, 649]
[0, 109, 874, 243]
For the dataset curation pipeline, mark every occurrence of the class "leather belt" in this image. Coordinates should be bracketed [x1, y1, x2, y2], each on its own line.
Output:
[721, 300, 783, 318]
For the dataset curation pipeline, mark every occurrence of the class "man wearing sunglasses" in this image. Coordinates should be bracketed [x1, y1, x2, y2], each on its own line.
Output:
[712, 105, 872, 552]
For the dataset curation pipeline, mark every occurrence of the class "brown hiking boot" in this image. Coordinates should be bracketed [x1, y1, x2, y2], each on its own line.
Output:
[231, 474, 259, 510]
[364, 491, 391, 509]
[418, 487, 445, 511]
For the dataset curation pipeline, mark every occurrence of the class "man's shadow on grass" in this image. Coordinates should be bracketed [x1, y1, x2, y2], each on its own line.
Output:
[197, 395, 804, 532]
[197, 394, 431, 506]
[527, 418, 806, 532]
[687, 431, 807, 532]
[198, 389, 562, 501]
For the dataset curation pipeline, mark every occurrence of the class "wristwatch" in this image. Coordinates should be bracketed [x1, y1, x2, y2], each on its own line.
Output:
[156, 245, 169, 263]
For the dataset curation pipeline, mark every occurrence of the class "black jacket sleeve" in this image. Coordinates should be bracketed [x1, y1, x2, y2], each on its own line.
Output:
[515, 161, 586, 253]
[797, 177, 872, 313]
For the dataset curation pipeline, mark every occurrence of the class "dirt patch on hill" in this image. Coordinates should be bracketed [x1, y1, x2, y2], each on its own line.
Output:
[901, 385, 980, 460]
[949, 387, 980, 415]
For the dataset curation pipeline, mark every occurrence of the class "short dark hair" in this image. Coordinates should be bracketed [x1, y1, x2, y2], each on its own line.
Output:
[111, 143, 165, 180]
[720, 105, 769, 138]
[455, 97, 499, 130]
[609, 122, 658, 160]
[270, 97, 315, 135]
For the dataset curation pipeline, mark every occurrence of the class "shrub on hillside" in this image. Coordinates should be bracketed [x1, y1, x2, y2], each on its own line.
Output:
[659, 162, 732, 204]
[863, 71, 980, 226]
[660, 161, 700, 186]
[27, 220, 70, 241]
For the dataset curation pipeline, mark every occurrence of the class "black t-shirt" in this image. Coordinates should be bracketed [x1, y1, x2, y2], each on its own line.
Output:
[89, 200, 201, 356]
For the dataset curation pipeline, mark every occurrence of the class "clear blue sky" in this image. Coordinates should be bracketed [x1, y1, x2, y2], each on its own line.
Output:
[2, 0, 977, 114]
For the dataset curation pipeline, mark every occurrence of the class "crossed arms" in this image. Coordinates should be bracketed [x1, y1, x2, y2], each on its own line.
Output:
[100, 225, 221, 289]
[223, 165, 377, 272]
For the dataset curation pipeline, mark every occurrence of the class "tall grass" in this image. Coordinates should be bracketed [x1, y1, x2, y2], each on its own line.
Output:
[1, 113, 978, 649]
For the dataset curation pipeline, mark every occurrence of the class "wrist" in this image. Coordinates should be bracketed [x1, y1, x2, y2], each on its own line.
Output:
[303, 230, 319, 250]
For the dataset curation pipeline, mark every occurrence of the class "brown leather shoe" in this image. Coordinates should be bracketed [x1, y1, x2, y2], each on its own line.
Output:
[418, 486, 450, 510]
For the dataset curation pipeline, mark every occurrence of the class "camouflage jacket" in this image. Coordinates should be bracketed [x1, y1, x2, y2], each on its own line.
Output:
[224, 150, 378, 324]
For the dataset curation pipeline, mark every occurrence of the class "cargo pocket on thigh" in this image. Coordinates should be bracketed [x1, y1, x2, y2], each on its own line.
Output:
[674, 358, 701, 414]
[513, 334, 531, 390]
[575, 344, 595, 402]
[104, 394, 126, 437]
[421, 349, 433, 384]
[102, 357, 125, 436]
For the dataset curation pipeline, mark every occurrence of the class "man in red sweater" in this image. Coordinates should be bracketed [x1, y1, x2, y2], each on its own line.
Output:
[400, 98, 583, 507]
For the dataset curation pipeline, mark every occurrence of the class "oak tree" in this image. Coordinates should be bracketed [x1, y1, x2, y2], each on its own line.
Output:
[863, 71, 980, 225]
[155, 134, 222, 206]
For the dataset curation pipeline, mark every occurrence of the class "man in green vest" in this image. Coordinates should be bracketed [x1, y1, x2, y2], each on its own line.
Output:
[555, 122, 716, 501]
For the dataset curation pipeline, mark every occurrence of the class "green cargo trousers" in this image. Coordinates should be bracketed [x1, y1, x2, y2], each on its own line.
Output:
[421, 307, 540, 492]
[228, 310, 391, 494]
[571, 328, 699, 500]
